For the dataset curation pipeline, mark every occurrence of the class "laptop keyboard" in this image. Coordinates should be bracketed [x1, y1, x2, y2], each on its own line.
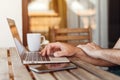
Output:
[22, 52, 50, 61]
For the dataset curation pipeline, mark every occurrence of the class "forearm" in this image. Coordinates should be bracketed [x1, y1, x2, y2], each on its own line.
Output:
[75, 48, 115, 66]
[97, 49, 120, 65]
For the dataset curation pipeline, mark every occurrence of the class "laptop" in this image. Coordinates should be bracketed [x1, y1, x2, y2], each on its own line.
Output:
[7, 18, 70, 64]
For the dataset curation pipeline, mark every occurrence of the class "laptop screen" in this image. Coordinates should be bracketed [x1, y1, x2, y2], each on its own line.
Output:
[7, 18, 27, 54]
[7, 18, 21, 42]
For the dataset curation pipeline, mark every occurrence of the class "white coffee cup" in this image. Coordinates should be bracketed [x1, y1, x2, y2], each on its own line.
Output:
[27, 33, 45, 52]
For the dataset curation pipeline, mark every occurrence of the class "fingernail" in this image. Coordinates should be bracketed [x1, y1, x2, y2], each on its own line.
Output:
[54, 53, 58, 57]
[77, 45, 81, 48]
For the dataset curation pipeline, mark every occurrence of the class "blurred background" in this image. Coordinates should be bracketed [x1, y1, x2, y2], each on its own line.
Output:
[26, 0, 101, 47]
[0, 0, 120, 48]
[25, 0, 106, 47]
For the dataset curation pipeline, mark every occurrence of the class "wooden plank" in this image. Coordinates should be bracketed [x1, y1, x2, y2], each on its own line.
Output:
[53, 71, 79, 80]
[56, 28, 89, 33]
[32, 71, 56, 80]
[56, 35, 89, 41]
[9, 47, 33, 80]
[0, 48, 10, 80]
[70, 68, 102, 80]
[28, 12, 58, 17]
[71, 60, 120, 80]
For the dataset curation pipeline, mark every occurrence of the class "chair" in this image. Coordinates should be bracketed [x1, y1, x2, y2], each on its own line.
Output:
[49, 27, 92, 46]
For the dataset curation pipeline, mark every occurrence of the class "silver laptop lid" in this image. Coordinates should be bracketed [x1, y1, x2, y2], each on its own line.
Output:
[7, 18, 27, 54]
[7, 18, 21, 41]
[14, 38, 27, 54]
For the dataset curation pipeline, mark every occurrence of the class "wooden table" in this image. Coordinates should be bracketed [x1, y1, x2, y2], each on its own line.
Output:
[0, 47, 120, 80]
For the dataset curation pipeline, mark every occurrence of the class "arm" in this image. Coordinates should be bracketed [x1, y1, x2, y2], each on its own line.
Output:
[74, 47, 115, 66]
[96, 49, 120, 65]
[97, 38, 120, 65]
[41, 42, 115, 66]
[90, 38, 120, 65]
[79, 43, 120, 65]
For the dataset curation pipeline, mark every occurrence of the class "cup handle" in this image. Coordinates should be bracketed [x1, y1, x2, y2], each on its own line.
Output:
[40, 35, 46, 45]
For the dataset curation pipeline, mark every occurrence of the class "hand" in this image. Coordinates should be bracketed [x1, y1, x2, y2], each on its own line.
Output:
[40, 42, 78, 57]
[77, 42, 101, 49]
[77, 43, 102, 58]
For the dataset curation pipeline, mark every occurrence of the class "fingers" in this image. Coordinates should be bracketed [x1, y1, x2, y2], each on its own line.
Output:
[40, 46, 47, 56]
[40, 42, 75, 57]
[78, 45, 87, 51]
[54, 51, 67, 57]
[86, 43, 96, 49]
[46, 45, 52, 56]
[78, 44, 93, 53]
[78, 42, 101, 50]
[40, 42, 62, 56]
[40, 45, 51, 56]
[77, 43, 93, 50]
[89, 42, 101, 49]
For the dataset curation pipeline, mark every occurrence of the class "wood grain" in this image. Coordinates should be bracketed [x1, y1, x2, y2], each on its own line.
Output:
[49, 27, 92, 46]
[71, 60, 120, 80]
[0, 48, 10, 80]
[54, 71, 79, 80]
[70, 68, 102, 80]
[9, 47, 33, 80]
[32, 72, 56, 80]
